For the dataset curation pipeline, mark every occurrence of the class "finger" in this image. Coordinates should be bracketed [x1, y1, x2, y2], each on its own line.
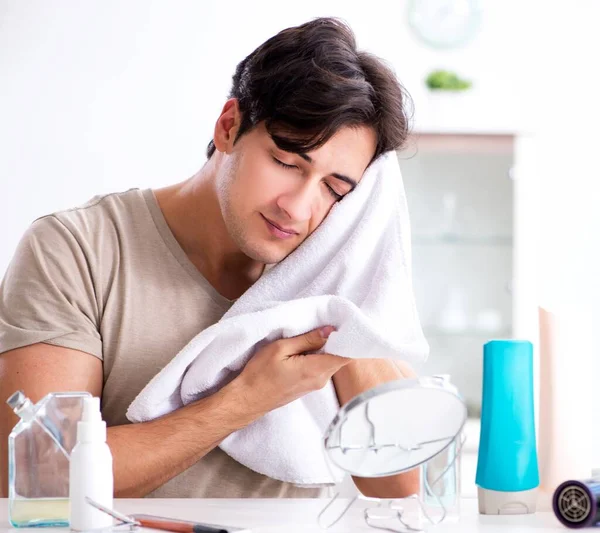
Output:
[278, 326, 335, 356]
[302, 352, 352, 374]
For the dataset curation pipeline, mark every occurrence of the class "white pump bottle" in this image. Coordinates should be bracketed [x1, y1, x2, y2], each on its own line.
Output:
[69, 396, 113, 531]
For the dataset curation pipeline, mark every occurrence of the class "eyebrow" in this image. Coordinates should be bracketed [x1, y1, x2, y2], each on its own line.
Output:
[296, 152, 358, 189]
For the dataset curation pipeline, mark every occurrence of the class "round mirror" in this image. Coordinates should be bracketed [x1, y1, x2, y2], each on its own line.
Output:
[323, 376, 467, 478]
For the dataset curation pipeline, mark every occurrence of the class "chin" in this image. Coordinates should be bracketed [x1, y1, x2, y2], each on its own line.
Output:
[243, 245, 287, 264]
[239, 239, 295, 264]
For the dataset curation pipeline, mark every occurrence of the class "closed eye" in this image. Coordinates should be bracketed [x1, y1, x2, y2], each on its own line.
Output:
[325, 183, 344, 201]
[273, 156, 346, 202]
[272, 157, 298, 170]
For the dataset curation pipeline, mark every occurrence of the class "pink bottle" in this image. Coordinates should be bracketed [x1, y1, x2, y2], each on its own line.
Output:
[537, 306, 593, 510]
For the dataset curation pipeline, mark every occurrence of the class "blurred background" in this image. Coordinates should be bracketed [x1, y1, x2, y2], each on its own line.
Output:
[1, 0, 599, 497]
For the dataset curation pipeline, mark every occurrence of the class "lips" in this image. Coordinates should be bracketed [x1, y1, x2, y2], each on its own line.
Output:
[264, 217, 297, 235]
[261, 214, 299, 239]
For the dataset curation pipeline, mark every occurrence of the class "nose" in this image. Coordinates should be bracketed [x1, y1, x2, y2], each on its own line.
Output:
[276, 181, 315, 223]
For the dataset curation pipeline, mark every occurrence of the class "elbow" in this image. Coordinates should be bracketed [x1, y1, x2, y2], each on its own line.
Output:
[353, 468, 421, 499]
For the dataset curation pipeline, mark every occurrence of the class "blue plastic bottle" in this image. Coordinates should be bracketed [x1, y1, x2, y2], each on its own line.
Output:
[476, 340, 539, 514]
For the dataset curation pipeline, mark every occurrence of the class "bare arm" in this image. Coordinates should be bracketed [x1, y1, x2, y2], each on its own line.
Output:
[0, 343, 260, 498]
[332, 358, 421, 498]
[107, 380, 254, 497]
[0, 328, 352, 498]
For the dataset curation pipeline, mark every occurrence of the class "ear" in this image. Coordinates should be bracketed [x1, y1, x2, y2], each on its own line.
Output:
[213, 98, 242, 154]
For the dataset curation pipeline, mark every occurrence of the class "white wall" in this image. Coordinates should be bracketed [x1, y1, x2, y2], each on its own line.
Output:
[0, 0, 524, 274]
[530, 1, 600, 467]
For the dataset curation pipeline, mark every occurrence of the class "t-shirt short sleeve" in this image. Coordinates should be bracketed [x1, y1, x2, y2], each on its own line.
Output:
[0, 215, 102, 359]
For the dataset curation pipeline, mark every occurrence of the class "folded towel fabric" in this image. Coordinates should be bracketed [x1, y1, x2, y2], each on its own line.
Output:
[126, 151, 429, 485]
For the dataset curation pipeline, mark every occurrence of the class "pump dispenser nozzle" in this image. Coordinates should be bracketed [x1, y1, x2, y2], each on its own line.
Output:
[82, 397, 102, 422]
[76, 397, 106, 444]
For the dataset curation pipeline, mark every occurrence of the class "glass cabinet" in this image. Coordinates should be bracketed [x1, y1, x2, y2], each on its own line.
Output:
[398, 134, 515, 416]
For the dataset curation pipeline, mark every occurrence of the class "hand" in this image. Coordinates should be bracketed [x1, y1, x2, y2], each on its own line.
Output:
[231, 326, 352, 417]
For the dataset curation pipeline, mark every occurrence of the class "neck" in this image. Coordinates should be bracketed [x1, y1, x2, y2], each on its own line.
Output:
[153, 159, 265, 299]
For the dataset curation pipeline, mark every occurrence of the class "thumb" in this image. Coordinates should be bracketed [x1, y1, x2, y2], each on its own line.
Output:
[280, 326, 335, 356]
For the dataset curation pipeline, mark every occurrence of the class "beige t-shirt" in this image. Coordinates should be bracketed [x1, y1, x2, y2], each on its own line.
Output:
[0, 189, 327, 498]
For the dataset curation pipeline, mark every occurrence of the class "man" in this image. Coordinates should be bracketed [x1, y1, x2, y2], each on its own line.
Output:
[0, 17, 418, 498]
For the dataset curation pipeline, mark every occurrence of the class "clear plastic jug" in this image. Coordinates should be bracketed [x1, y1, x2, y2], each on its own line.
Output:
[6, 390, 91, 527]
[420, 375, 462, 520]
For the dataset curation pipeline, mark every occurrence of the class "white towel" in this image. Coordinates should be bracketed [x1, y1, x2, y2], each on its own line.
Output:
[126, 151, 429, 485]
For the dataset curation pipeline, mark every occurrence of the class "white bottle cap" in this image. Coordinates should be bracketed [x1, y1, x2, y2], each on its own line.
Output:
[478, 487, 538, 515]
[77, 397, 106, 443]
[6, 390, 35, 421]
[82, 397, 102, 422]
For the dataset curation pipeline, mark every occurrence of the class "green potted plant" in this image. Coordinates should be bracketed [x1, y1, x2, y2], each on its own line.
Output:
[420, 69, 474, 130]
[425, 69, 472, 91]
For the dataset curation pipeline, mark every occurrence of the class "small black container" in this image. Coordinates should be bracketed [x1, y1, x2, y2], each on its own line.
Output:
[553, 479, 600, 528]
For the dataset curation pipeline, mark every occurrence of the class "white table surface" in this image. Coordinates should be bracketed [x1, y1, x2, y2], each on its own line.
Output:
[1, 497, 567, 533]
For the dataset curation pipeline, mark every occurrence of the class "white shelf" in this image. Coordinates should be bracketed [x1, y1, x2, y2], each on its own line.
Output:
[408, 85, 532, 136]
[413, 234, 513, 246]
[424, 329, 511, 339]
[404, 133, 515, 155]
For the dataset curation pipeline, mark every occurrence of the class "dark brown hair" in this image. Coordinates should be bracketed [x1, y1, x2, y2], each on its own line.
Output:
[206, 17, 412, 163]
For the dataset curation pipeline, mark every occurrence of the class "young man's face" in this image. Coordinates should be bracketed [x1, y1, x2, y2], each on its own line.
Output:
[216, 121, 377, 264]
